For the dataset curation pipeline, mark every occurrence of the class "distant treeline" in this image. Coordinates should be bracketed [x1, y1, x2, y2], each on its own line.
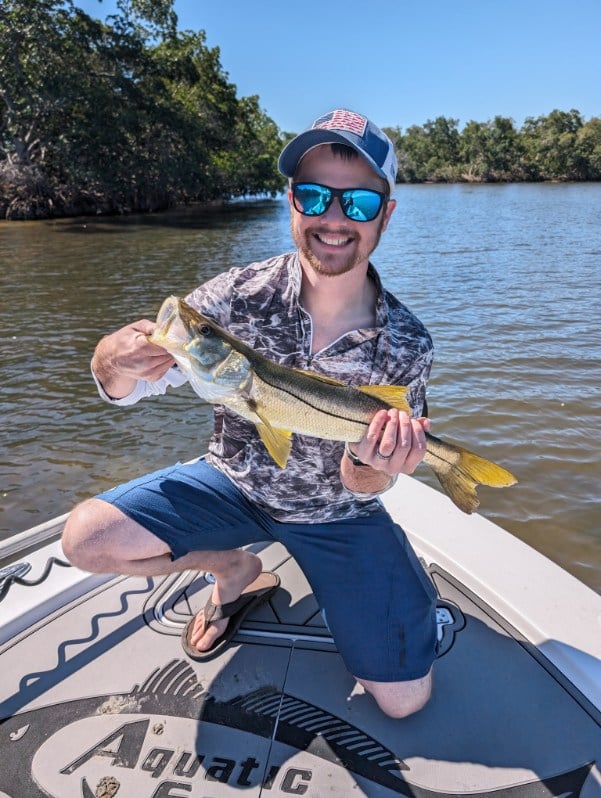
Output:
[384, 112, 601, 184]
[1, 2, 600, 221]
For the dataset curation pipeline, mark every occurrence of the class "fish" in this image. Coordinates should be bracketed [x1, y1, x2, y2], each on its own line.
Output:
[148, 296, 517, 514]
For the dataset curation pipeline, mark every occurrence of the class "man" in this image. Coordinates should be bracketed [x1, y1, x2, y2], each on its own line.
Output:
[62, 109, 438, 719]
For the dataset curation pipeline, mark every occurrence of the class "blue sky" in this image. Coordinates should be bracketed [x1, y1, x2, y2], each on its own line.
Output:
[74, 0, 600, 134]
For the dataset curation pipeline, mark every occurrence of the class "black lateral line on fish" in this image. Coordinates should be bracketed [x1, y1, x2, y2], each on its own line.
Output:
[429, 452, 456, 466]
[423, 445, 457, 469]
[254, 370, 374, 431]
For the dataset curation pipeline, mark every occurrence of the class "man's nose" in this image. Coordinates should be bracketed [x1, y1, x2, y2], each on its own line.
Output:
[320, 196, 347, 222]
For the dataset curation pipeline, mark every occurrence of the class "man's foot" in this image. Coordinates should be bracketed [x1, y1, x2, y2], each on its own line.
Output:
[182, 569, 280, 662]
[186, 554, 261, 653]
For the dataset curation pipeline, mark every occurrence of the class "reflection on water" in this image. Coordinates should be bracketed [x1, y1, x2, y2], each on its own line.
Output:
[1, 185, 600, 592]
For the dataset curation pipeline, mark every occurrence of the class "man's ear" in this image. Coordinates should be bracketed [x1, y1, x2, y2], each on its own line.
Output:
[381, 198, 396, 232]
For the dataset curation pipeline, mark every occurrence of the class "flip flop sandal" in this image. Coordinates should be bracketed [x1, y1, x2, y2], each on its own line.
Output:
[181, 571, 280, 662]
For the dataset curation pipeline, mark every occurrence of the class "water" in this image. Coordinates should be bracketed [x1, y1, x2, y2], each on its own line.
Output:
[1, 184, 600, 592]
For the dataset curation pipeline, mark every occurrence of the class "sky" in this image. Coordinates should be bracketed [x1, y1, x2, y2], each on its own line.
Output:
[74, 0, 600, 135]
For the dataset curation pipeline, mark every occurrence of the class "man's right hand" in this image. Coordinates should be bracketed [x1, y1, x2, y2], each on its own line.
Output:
[91, 319, 175, 400]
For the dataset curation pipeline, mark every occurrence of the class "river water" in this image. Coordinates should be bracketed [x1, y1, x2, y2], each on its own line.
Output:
[1, 183, 600, 592]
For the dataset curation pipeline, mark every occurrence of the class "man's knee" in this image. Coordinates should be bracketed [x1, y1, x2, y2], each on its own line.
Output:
[358, 670, 432, 719]
[61, 499, 113, 572]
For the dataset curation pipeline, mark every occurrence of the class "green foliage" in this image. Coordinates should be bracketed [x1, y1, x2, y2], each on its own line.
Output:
[0, 0, 286, 218]
[388, 111, 601, 184]
[457, 117, 525, 181]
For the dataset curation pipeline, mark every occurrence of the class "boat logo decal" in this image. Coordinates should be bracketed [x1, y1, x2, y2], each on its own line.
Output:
[0, 659, 594, 797]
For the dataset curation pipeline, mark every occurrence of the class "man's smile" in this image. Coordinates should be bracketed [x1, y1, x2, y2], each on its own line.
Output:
[313, 232, 355, 247]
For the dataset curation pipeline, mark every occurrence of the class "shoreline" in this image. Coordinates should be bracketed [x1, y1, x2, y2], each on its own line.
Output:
[2, 178, 599, 222]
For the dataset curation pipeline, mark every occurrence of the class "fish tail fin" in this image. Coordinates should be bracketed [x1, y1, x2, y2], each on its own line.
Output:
[456, 449, 518, 488]
[426, 434, 517, 514]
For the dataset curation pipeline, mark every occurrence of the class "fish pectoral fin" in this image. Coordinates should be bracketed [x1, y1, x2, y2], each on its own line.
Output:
[255, 420, 293, 468]
[357, 385, 411, 414]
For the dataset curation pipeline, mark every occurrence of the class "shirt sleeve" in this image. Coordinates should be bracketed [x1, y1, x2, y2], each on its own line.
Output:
[92, 364, 188, 406]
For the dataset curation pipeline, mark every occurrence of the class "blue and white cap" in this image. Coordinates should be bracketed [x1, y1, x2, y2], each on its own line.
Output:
[278, 109, 398, 194]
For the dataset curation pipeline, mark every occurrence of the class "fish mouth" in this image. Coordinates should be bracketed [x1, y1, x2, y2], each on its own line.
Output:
[155, 296, 179, 330]
[150, 296, 192, 350]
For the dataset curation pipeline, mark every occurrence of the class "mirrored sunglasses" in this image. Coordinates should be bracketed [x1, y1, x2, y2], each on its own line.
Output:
[291, 182, 387, 222]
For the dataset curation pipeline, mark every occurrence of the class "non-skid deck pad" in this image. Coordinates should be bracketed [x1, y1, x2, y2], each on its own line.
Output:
[0, 544, 599, 796]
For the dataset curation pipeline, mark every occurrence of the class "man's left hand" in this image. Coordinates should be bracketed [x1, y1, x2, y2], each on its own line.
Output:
[351, 409, 431, 475]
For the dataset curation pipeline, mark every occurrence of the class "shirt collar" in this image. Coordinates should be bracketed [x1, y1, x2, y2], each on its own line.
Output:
[289, 252, 387, 326]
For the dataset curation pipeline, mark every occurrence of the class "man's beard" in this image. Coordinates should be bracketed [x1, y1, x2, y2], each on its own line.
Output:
[291, 217, 385, 277]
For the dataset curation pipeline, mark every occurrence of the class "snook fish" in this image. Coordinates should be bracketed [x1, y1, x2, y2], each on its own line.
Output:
[149, 296, 517, 514]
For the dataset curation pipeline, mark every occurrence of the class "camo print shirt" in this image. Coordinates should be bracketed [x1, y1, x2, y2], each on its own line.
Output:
[100, 252, 433, 523]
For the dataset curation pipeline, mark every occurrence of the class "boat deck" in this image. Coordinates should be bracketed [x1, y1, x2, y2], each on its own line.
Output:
[1, 517, 600, 797]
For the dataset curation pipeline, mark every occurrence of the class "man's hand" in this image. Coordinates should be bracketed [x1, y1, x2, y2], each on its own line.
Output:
[91, 319, 175, 400]
[341, 409, 431, 495]
[353, 409, 431, 475]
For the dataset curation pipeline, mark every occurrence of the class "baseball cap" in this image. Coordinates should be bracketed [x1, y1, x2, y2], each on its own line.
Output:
[278, 109, 398, 194]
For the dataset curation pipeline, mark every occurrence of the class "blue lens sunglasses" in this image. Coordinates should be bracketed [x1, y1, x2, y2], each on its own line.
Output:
[291, 182, 388, 223]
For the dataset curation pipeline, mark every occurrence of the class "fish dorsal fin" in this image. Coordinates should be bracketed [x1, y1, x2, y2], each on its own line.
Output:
[293, 368, 346, 387]
[358, 385, 411, 413]
[255, 411, 293, 468]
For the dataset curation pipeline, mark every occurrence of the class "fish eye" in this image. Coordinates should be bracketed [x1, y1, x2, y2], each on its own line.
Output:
[199, 324, 212, 336]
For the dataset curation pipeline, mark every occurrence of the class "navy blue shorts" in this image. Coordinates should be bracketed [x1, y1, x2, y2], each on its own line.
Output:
[96, 459, 437, 682]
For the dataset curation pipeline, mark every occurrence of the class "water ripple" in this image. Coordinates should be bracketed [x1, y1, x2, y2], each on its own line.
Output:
[1, 186, 600, 592]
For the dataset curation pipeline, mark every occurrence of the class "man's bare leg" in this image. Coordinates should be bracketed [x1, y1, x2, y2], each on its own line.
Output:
[356, 670, 432, 718]
[62, 498, 262, 653]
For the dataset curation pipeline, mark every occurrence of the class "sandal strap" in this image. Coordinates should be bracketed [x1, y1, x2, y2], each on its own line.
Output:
[199, 572, 280, 632]
[203, 594, 254, 624]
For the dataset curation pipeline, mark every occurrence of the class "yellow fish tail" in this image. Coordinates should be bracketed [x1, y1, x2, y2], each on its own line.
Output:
[425, 434, 518, 514]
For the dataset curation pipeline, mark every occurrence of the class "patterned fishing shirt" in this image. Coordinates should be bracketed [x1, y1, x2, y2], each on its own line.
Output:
[98, 251, 433, 523]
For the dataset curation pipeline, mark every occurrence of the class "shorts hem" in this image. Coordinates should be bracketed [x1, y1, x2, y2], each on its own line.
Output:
[351, 661, 435, 683]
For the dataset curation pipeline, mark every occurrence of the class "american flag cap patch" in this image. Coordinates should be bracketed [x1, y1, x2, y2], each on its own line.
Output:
[312, 110, 368, 138]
